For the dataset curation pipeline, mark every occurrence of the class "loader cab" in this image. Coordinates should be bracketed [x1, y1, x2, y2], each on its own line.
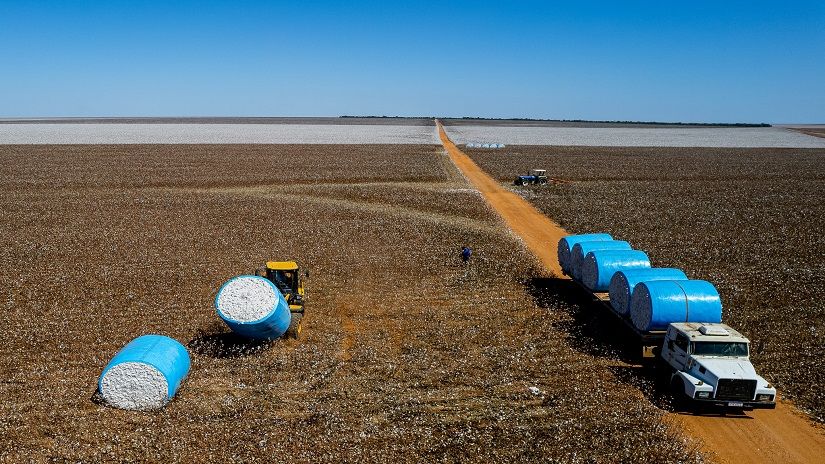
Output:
[261, 261, 306, 308]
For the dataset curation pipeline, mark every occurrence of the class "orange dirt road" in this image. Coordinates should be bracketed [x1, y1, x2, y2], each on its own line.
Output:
[436, 120, 825, 463]
[674, 402, 825, 463]
[436, 121, 567, 276]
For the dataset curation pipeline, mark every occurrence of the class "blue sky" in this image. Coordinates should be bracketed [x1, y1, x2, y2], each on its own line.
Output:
[1, 1, 823, 122]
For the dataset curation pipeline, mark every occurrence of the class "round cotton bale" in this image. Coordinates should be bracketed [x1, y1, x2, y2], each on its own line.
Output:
[581, 249, 651, 292]
[467, 143, 476, 148]
[215, 275, 291, 340]
[608, 268, 688, 315]
[98, 334, 190, 410]
[557, 233, 614, 275]
[630, 280, 722, 332]
[570, 240, 631, 280]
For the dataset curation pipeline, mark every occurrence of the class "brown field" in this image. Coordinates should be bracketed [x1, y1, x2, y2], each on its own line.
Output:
[0, 145, 700, 462]
[464, 145, 825, 425]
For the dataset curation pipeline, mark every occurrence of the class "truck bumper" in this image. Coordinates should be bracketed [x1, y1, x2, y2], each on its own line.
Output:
[691, 399, 776, 409]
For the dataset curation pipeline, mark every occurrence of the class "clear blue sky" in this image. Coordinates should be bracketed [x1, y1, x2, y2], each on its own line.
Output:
[1, 1, 823, 123]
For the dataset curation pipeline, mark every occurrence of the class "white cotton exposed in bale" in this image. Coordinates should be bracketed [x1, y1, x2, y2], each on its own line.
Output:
[482, 143, 491, 148]
[215, 275, 291, 339]
[98, 335, 190, 411]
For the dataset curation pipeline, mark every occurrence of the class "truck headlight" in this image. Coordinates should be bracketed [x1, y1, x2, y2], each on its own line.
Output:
[695, 391, 710, 399]
[756, 394, 774, 402]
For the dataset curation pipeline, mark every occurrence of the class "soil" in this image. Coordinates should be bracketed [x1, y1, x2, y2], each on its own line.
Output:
[0, 143, 699, 462]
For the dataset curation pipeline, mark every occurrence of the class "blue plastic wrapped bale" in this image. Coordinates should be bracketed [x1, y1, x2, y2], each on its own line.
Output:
[608, 268, 688, 316]
[98, 334, 191, 410]
[630, 280, 722, 332]
[570, 240, 632, 280]
[215, 275, 291, 340]
[581, 249, 651, 292]
[556, 233, 613, 275]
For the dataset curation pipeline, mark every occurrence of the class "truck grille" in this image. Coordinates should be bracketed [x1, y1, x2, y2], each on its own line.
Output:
[715, 379, 756, 401]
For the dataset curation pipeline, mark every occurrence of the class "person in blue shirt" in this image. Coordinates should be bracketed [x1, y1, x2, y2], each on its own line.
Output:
[461, 246, 472, 265]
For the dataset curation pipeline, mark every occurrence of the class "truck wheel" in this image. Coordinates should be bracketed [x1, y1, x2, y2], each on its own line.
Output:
[670, 376, 689, 412]
[286, 313, 303, 339]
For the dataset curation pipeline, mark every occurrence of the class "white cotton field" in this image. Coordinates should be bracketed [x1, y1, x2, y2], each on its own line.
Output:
[444, 125, 825, 148]
[0, 123, 440, 144]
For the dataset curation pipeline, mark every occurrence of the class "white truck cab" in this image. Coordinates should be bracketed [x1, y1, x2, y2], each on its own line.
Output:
[662, 322, 776, 410]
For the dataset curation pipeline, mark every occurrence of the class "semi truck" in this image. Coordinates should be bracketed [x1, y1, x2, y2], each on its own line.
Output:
[560, 235, 776, 412]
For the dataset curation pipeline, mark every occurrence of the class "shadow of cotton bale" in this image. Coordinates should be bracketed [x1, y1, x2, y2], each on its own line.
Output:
[188, 322, 275, 358]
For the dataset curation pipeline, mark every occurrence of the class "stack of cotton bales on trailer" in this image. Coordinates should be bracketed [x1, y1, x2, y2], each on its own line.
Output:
[558, 233, 724, 330]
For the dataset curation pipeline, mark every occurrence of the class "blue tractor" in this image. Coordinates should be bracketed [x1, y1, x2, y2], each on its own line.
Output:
[514, 169, 548, 186]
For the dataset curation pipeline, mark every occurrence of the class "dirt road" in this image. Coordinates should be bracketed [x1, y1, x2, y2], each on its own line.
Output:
[436, 120, 825, 463]
[436, 121, 567, 276]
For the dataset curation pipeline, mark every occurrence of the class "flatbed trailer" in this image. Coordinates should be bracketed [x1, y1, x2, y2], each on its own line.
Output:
[567, 277, 666, 361]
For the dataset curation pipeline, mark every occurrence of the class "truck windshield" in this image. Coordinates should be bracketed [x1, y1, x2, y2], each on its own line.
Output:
[692, 342, 748, 357]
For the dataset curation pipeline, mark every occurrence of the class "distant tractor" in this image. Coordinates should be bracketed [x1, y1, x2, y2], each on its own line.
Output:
[514, 169, 548, 186]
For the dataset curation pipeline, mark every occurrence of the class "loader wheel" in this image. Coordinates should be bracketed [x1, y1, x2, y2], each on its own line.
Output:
[286, 313, 303, 339]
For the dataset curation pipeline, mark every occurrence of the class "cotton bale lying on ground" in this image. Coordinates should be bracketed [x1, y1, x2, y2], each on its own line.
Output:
[98, 335, 190, 410]
[581, 249, 651, 292]
[609, 268, 688, 315]
[557, 233, 613, 275]
[630, 280, 722, 331]
[215, 275, 292, 339]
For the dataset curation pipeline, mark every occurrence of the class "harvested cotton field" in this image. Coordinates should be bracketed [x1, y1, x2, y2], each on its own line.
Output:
[0, 122, 439, 144]
[443, 124, 825, 148]
[0, 144, 702, 462]
[466, 145, 825, 424]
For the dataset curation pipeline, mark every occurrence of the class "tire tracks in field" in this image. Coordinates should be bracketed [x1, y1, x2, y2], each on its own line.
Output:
[436, 119, 825, 464]
[201, 187, 506, 237]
